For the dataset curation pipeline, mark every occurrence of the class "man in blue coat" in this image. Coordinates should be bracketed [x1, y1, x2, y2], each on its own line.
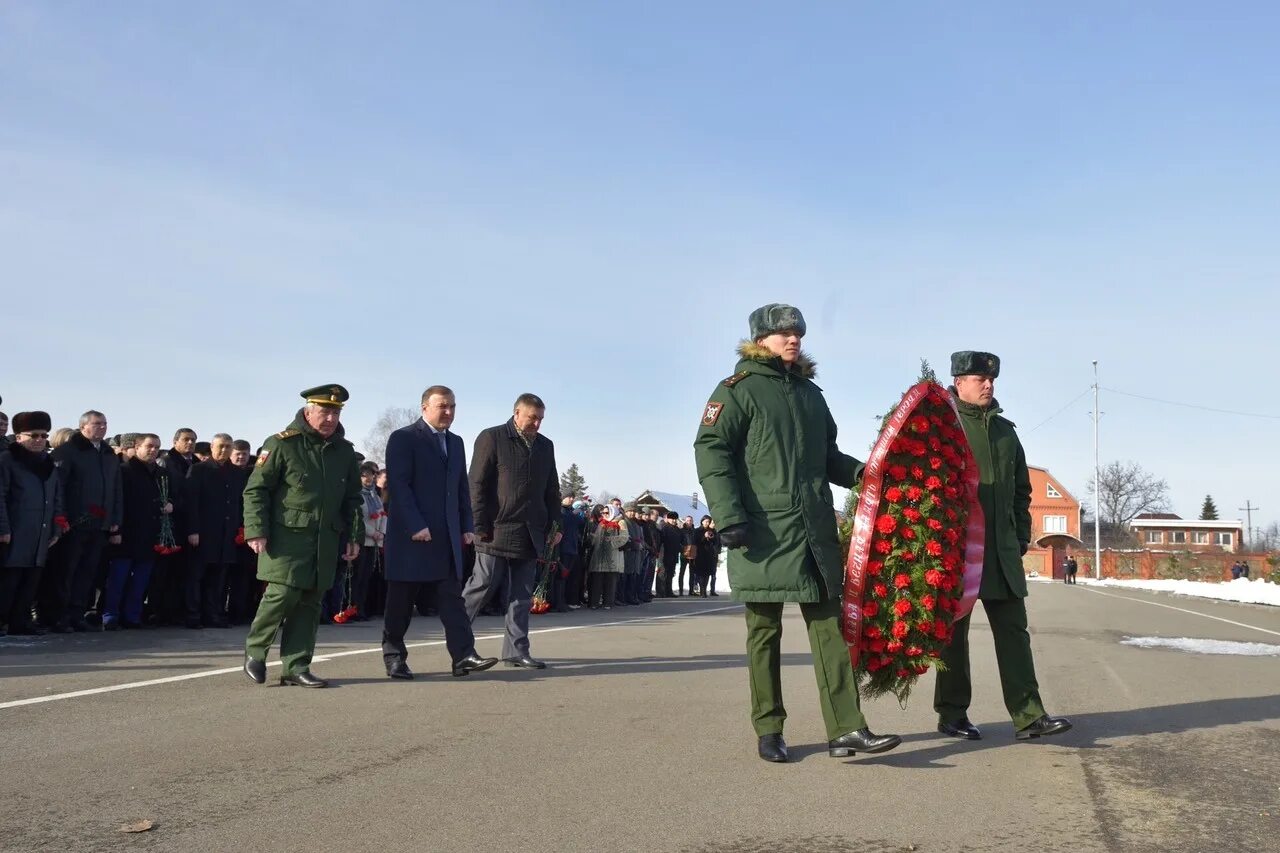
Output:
[381, 386, 498, 680]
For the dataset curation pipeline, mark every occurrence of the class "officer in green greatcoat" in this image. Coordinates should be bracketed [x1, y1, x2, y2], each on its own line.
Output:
[934, 352, 1072, 740]
[695, 304, 901, 763]
[242, 384, 364, 688]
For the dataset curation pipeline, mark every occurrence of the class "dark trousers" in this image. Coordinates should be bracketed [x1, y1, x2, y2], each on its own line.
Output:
[104, 558, 154, 625]
[0, 566, 42, 628]
[40, 529, 105, 625]
[463, 552, 535, 659]
[350, 546, 377, 615]
[562, 552, 584, 607]
[549, 571, 567, 612]
[188, 562, 229, 626]
[588, 572, 620, 608]
[934, 597, 1047, 731]
[641, 556, 656, 601]
[225, 550, 258, 624]
[678, 555, 692, 593]
[382, 576, 475, 667]
[146, 550, 188, 625]
[660, 557, 678, 597]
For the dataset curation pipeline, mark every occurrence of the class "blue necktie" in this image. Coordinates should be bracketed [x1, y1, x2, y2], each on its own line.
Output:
[437, 432, 448, 457]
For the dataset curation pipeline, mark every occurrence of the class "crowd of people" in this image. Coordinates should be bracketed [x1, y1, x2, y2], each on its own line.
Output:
[0, 404, 724, 639]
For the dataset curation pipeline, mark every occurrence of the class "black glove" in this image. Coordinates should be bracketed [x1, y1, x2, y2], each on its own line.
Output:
[719, 523, 749, 550]
[1019, 541, 1029, 556]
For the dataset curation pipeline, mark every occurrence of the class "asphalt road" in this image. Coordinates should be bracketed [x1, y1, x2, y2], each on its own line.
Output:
[1, 582, 1277, 853]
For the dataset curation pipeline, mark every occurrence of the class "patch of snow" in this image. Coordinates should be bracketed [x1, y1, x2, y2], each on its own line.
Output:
[1076, 576, 1280, 607]
[1121, 636, 1280, 656]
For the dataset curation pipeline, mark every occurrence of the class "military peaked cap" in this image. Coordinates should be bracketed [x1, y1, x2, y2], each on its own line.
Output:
[950, 351, 1001, 378]
[301, 383, 350, 408]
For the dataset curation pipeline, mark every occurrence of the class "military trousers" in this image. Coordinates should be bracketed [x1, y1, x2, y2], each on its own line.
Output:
[934, 597, 1046, 731]
[245, 582, 324, 676]
[743, 597, 867, 741]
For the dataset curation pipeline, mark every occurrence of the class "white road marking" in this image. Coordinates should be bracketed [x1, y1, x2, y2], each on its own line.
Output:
[1076, 585, 1280, 638]
[0, 605, 741, 711]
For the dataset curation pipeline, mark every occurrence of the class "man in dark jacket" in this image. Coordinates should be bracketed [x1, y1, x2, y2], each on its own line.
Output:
[695, 303, 900, 763]
[43, 410, 122, 632]
[104, 434, 173, 630]
[381, 386, 497, 680]
[935, 351, 1072, 743]
[0, 411, 63, 635]
[184, 434, 247, 628]
[560, 499, 587, 609]
[463, 393, 561, 669]
[658, 511, 683, 598]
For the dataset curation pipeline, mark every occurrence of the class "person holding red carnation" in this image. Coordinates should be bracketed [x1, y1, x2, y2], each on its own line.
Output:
[934, 351, 1072, 742]
[104, 434, 174, 630]
[695, 303, 901, 764]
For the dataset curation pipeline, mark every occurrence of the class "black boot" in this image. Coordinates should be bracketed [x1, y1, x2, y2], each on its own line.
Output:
[757, 733, 788, 763]
[828, 728, 902, 758]
[1015, 715, 1072, 740]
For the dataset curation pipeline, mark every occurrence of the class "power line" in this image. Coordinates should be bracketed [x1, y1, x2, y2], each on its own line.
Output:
[1027, 387, 1093, 432]
[1100, 387, 1280, 420]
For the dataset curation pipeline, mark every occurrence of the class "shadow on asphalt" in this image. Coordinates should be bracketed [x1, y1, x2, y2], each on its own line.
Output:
[849, 693, 1280, 768]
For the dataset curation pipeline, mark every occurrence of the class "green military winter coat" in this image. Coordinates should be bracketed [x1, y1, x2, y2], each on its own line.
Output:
[694, 342, 861, 603]
[243, 410, 364, 591]
[952, 394, 1032, 599]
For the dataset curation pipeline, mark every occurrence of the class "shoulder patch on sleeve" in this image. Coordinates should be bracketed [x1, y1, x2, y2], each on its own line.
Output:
[722, 371, 750, 388]
[255, 450, 271, 467]
[702, 401, 724, 427]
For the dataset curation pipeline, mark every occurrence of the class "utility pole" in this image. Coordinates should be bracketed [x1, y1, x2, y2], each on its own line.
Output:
[1092, 361, 1102, 579]
[1238, 500, 1259, 551]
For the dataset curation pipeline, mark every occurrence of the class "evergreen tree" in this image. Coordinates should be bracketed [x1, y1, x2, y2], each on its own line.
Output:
[1199, 494, 1219, 521]
[559, 463, 588, 499]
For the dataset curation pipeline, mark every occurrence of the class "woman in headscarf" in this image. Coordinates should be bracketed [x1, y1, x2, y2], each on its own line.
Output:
[586, 504, 629, 610]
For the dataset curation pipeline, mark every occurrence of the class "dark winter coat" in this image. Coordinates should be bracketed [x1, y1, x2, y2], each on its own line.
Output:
[695, 526, 721, 574]
[659, 522, 683, 569]
[185, 460, 249, 566]
[52, 432, 123, 531]
[384, 420, 473, 582]
[560, 507, 585, 558]
[469, 419, 560, 560]
[694, 342, 861, 603]
[242, 411, 364, 591]
[953, 393, 1032, 599]
[0, 445, 64, 568]
[160, 450, 196, 534]
[115, 457, 173, 563]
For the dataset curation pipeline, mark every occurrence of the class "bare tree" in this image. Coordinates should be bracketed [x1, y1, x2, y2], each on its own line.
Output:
[362, 406, 418, 465]
[1087, 461, 1171, 526]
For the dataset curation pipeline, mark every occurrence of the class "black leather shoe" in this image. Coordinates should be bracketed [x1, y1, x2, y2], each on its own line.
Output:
[938, 718, 983, 740]
[386, 660, 414, 680]
[243, 655, 266, 685]
[452, 653, 499, 677]
[280, 670, 327, 688]
[503, 654, 547, 669]
[1016, 714, 1073, 740]
[828, 728, 903, 757]
[757, 733, 788, 763]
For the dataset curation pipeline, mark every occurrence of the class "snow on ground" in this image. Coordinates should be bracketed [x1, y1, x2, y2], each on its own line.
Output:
[1072, 576, 1280, 607]
[1121, 636, 1280, 656]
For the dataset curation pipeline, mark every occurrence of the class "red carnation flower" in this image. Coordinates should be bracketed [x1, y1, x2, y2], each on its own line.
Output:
[926, 540, 943, 557]
[906, 486, 923, 502]
[944, 486, 960, 500]
[892, 573, 911, 589]
[873, 583, 889, 598]
[888, 465, 908, 481]
[934, 621, 951, 640]
[896, 668, 911, 679]
[911, 465, 925, 480]
[924, 569, 944, 587]
[906, 645, 924, 657]
[926, 518, 943, 531]
[863, 621, 881, 636]
[891, 620, 910, 639]
[54, 515, 70, 532]
[901, 551, 917, 562]
[893, 599, 912, 617]
[921, 594, 936, 611]
[900, 526, 916, 540]
[865, 657, 884, 672]
[89, 504, 107, 520]
[902, 507, 922, 522]
[863, 601, 879, 618]
[909, 415, 930, 434]
[884, 486, 903, 504]
[925, 476, 943, 491]
[945, 508, 958, 522]
[928, 435, 942, 451]
[875, 514, 897, 534]
[874, 540, 893, 555]
[944, 528, 961, 544]
[929, 456, 943, 470]
[870, 638, 887, 653]
[865, 560, 884, 576]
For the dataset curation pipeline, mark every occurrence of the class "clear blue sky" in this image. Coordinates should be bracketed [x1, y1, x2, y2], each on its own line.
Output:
[3, 3, 1279, 533]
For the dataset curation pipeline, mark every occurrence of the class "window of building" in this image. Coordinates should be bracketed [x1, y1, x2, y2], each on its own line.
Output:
[1169, 531, 1187, 544]
[1044, 515, 1068, 534]
[1192, 531, 1209, 545]
[1215, 532, 1233, 546]
[1046, 483, 1062, 498]
[1146, 530, 1163, 544]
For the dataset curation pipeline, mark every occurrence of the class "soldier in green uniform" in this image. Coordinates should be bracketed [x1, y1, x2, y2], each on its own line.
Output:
[935, 352, 1073, 740]
[242, 384, 364, 688]
[695, 304, 901, 763]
